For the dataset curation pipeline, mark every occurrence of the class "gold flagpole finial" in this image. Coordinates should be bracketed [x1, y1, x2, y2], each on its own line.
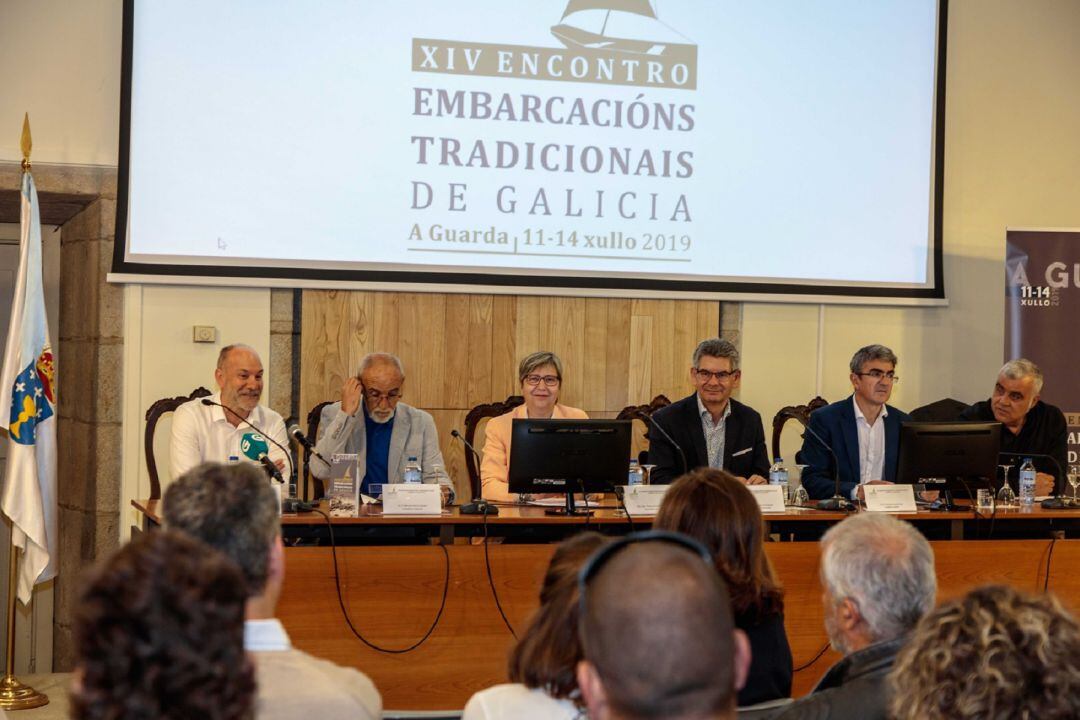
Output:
[20, 113, 32, 171]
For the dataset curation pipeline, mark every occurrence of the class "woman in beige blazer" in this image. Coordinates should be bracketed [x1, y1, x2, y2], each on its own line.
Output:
[481, 351, 588, 502]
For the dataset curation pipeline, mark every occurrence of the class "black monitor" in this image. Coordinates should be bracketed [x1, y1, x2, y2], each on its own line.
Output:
[896, 421, 1002, 493]
[508, 418, 632, 515]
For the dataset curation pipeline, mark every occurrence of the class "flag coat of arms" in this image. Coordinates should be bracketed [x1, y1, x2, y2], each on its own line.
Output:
[0, 171, 58, 603]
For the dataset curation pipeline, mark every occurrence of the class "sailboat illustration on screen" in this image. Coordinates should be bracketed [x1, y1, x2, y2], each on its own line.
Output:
[551, 0, 696, 58]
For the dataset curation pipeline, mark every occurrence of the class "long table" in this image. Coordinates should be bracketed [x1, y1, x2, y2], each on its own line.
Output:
[131, 500, 1080, 711]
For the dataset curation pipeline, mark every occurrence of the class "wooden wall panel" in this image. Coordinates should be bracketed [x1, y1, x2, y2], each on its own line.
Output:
[301, 291, 721, 498]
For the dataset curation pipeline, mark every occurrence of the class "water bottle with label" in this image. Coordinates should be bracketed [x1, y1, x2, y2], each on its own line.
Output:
[403, 456, 422, 484]
[769, 457, 790, 503]
[628, 459, 644, 486]
[1019, 457, 1036, 507]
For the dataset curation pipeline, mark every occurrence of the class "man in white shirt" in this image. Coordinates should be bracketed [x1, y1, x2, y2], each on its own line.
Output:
[164, 462, 382, 720]
[169, 344, 289, 480]
[798, 345, 911, 501]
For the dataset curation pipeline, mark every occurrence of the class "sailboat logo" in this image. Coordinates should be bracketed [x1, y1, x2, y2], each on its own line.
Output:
[551, 0, 697, 60]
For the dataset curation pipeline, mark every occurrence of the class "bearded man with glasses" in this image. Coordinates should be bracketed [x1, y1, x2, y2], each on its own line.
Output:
[311, 352, 454, 504]
[648, 338, 770, 486]
[799, 344, 911, 502]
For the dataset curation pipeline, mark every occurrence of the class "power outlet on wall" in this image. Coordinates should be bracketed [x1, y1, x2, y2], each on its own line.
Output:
[193, 325, 216, 343]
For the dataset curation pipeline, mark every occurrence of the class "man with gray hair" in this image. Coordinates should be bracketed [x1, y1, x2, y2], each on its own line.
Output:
[959, 358, 1066, 496]
[649, 338, 770, 486]
[311, 352, 453, 503]
[772, 513, 936, 720]
[164, 462, 382, 720]
[799, 345, 911, 501]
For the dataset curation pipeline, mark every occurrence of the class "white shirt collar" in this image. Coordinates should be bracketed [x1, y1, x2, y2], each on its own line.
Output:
[852, 395, 888, 424]
[244, 618, 291, 652]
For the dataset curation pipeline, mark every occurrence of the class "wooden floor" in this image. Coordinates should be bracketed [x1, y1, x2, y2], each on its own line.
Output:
[278, 538, 1076, 711]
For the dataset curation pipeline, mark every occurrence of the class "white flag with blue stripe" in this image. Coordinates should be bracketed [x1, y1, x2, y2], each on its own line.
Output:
[0, 170, 58, 603]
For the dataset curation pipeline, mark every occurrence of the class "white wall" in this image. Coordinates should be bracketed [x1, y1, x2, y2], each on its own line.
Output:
[119, 285, 271, 535]
[0, 0, 122, 165]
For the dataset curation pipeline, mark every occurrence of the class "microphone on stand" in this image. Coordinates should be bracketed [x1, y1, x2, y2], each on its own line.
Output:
[451, 429, 498, 515]
[802, 424, 853, 511]
[634, 410, 687, 478]
[200, 398, 295, 484]
[288, 424, 328, 465]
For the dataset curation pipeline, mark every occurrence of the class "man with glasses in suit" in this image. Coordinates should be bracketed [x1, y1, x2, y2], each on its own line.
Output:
[799, 344, 911, 502]
[648, 338, 770, 486]
[311, 352, 454, 504]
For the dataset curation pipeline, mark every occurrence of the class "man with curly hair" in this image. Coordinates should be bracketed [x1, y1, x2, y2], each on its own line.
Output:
[888, 584, 1080, 720]
[165, 462, 382, 720]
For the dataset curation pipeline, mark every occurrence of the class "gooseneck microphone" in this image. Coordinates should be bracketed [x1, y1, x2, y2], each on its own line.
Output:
[451, 429, 498, 515]
[634, 410, 688, 477]
[288, 423, 328, 465]
[200, 398, 295, 483]
[801, 423, 852, 511]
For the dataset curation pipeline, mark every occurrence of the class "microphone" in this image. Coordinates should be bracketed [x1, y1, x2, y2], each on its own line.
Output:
[634, 410, 687, 478]
[201, 398, 295, 484]
[259, 454, 284, 483]
[801, 423, 852, 511]
[288, 423, 328, 464]
[451, 429, 498, 516]
[997, 451, 1068, 508]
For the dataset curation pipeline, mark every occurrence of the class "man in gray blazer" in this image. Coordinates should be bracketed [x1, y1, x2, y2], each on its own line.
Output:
[311, 353, 454, 504]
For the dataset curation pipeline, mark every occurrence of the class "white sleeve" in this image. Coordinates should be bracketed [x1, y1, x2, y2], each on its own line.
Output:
[168, 402, 203, 481]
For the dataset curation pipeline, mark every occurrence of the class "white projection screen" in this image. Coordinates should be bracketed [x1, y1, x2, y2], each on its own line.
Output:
[113, 0, 947, 302]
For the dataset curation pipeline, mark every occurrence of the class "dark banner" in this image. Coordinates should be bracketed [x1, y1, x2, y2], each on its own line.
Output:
[1005, 229, 1080, 468]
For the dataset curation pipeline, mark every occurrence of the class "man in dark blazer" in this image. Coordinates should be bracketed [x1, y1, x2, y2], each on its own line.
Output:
[799, 344, 911, 501]
[648, 338, 770, 486]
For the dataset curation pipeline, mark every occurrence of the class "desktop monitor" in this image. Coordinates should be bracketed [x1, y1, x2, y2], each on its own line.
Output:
[508, 418, 632, 513]
[896, 421, 1002, 491]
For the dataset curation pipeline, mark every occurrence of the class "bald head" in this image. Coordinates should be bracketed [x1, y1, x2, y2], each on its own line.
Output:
[578, 541, 744, 720]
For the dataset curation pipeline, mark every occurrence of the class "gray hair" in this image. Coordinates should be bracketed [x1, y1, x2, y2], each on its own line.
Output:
[692, 338, 739, 370]
[999, 358, 1044, 395]
[357, 352, 405, 378]
[849, 344, 898, 374]
[518, 351, 563, 384]
[216, 343, 259, 370]
[163, 463, 279, 597]
[820, 514, 936, 643]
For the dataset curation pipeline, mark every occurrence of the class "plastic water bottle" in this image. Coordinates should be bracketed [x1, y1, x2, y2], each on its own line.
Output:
[403, 456, 422, 484]
[769, 457, 790, 503]
[628, 459, 644, 486]
[1019, 457, 1036, 507]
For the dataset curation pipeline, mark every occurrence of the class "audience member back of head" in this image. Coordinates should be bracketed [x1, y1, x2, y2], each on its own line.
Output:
[72, 529, 254, 720]
[577, 536, 749, 720]
[889, 584, 1080, 720]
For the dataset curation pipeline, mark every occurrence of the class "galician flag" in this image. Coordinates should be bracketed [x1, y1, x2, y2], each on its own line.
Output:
[0, 169, 58, 603]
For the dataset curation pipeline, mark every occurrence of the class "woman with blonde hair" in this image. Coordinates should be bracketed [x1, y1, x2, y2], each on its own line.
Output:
[481, 350, 588, 502]
[653, 468, 792, 706]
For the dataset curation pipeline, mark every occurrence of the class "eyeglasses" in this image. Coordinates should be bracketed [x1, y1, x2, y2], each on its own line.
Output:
[524, 374, 560, 387]
[693, 368, 739, 382]
[577, 530, 713, 621]
[855, 370, 899, 382]
[364, 388, 402, 405]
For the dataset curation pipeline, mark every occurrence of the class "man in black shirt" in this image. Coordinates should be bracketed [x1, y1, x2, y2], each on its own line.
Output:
[959, 358, 1067, 495]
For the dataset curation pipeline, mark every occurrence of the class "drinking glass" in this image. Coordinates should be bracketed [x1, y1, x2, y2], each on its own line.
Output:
[997, 463, 1016, 506]
[791, 485, 810, 506]
[1068, 466, 1080, 503]
[640, 464, 656, 486]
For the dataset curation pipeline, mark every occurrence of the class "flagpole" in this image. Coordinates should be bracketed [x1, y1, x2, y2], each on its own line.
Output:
[0, 113, 48, 711]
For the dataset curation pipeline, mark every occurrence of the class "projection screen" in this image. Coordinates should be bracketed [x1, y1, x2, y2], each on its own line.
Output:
[112, 0, 947, 302]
